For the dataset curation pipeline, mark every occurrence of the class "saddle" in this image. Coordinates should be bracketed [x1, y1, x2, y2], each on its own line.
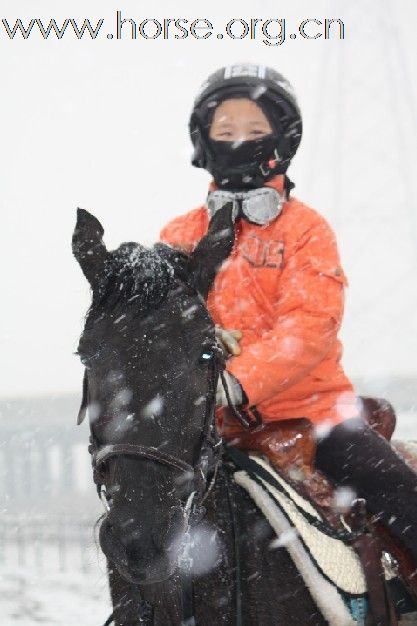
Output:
[224, 396, 417, 606]
[225, 396, 396, 512]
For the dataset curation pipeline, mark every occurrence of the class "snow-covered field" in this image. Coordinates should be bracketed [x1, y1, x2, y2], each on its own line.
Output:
[0, 529, 112, 626]
[0, 566, 112, 626]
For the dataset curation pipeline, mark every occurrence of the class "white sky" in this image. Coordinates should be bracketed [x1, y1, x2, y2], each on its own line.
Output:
[1, 0, 417, 397]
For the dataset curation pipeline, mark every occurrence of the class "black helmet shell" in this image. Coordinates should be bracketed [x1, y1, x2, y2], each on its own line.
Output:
[189, 63, 302, 176]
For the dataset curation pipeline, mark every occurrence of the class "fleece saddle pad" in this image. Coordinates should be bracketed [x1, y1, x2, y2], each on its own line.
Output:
[231, 450, 397, 626]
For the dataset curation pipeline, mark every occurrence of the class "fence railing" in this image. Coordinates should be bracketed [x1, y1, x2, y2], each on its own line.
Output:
[0, 517, 103, 572]
[0, 436, 93, 504]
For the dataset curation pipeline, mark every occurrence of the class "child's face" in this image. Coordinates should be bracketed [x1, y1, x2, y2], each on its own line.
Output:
[208, 98, 273, 143]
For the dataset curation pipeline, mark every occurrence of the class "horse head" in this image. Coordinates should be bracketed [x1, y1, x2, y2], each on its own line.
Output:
[72, 204, 234, 584]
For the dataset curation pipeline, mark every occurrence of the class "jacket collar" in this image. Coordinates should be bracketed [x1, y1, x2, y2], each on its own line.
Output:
[208, 174, 286, 196]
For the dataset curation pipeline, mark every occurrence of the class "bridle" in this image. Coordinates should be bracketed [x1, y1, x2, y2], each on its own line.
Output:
[86, 340, 223, 518]
[80, 338, 261, 519]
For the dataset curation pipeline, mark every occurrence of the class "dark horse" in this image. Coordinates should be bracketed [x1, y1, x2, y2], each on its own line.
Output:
[73, 204, 331, 626]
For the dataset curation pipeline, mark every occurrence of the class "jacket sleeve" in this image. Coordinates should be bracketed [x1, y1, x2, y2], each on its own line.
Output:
[225, 216, 348, 407]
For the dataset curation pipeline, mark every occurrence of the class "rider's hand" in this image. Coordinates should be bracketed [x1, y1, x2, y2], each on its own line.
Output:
[215, 325, 242, 357]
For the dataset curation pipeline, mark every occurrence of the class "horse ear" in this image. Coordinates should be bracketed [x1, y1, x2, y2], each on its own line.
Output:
[189, 202, 235, 299]
[72, 208, 108, 289]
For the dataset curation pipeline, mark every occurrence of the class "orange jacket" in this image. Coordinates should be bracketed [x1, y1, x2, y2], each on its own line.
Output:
[159, 174, 358, 436]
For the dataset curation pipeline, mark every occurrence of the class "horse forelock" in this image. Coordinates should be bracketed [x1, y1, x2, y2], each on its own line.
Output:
[76, 243, 179, 358]
[94, 242, 176, 313]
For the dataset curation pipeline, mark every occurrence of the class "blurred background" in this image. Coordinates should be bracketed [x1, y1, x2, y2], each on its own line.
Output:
[1, 0, 416, 623]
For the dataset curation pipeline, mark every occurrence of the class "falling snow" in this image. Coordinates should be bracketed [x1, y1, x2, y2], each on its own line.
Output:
[331, 487, 357, 514]
[177, 524, 221, 577]
[141, 394, 164, 419]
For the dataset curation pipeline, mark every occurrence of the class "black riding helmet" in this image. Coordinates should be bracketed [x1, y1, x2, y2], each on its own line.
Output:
[189, 63, 303, 191]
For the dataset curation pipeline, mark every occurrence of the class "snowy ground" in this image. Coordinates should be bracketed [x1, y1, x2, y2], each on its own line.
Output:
[0, 522, 112, 626]
[0, 566, 112, 626]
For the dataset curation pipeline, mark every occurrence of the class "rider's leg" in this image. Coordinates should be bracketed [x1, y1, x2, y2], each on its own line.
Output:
[315, 416, 417, 566]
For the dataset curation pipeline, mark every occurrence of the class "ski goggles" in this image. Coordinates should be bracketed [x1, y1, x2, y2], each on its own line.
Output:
[206, 187, 285, 226]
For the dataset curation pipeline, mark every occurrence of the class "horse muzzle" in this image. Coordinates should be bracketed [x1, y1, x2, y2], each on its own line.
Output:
[99, 515, 182, 585]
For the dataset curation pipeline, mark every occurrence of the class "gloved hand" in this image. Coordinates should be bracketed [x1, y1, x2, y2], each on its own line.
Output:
[216, 370, 246, 407]
[215, 325, 242, 357]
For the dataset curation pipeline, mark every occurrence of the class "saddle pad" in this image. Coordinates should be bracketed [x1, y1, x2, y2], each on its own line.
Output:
[233, 454, 395, 595]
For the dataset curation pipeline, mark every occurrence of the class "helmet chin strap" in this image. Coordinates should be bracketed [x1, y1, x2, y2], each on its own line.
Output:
[207, 186, 287, 226]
